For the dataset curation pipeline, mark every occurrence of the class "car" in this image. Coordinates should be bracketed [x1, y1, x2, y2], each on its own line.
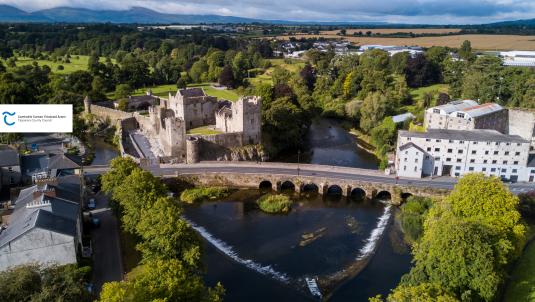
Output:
[87, 198, 96, 210]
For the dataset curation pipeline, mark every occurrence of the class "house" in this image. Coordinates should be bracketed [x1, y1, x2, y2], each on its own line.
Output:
[395, 129, 532, 182]
[21, 153, 82, 184]
[0, 145, 21, 190]
[424, 100, 508, 134]
[0, 176, 82, 271]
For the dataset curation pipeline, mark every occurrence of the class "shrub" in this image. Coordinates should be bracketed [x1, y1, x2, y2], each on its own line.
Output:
[180, 187, 232, 204]
[257, 194, 292, 214]
[400, 196, 433, 242]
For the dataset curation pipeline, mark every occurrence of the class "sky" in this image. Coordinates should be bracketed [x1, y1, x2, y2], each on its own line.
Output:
[2, 0, 535, 24]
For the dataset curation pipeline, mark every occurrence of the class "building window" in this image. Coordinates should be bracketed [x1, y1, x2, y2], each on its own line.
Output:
[414, 166, 417, 172]
[517, 143, 522, 146]
[455, 173, 460, 177]
[458, 150, 463, 154]
[10, 177, 14, 184]
[459, 141, 465, 144]
[482, 167, 487, 172]
[403, 166, 407, 171]
[449, 140, 453, 143]
[415, 158, 418, 163]
[531, 170, 535, 174]
[404, 158, 407, 162]
[433, 109, 440, 113]
[8, 167, 13, 172]
[470, 159, 475, 163]
[485, 151, 489, 155]
[484, 160, 488, 164]
[514, 161, 519, 165]
[457, 112, 464, 118]
[457, 158, 462, 163]
[469, 167, 474, 171]
[506, 143, 510, 146]
[487, 142, 491, 145]
[492, 160, 497, 164]
[446, 158, 452, 162]
[425, 155, 430, 159]
[455, 166, 461, 170]
[503, 161, 508, 165]
[495, 142, 499, 146]
[515, 152, 520, 156]
[435, 148, 440, 152]
[436, 139, 441, 143]
[512, 169, 518, 173]
[435, 157, 440, 161]
[471, 150, 476, 154]
[491, 168, 496, 172]
[502, 168, 507, 173]
[426, 138, 431, 142]
[494, 151, 499, 155]
[405, 151, 408, 154]
[505, 151, 509, 155]
[473, 141, 478, 145]
[447, 149, 453, 153]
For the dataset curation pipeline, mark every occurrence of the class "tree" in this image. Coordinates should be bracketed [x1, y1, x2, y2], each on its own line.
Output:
[113, 169, 167, 234]
[115, 84, 133, 100]
[359, 92, 389, 133]
[101, 157, 139, 195]
[218, 65, 236, 88]
[99, 259, 224, 302]
[0, 264, 41, 301]
[136, 197, 201, 267]
[404, 54, 440, 88]
[299, 64, 316, 91]
[117, 99, 128, 111]
[389, 52, 409, 74]
[388, 283, 459, 302]
[458, 40, 474, 61]
[371, 117, 397, 148]
[444, 173, 526, 262]
[189, 59, 209, 83]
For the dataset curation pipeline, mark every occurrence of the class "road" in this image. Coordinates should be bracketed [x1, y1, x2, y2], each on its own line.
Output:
[84, 161, 535, 194]
[90, 192, 123, 293]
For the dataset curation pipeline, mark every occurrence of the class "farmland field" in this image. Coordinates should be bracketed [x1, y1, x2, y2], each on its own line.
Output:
[276, 34, 535, 50]
[321, 28, 462, 35]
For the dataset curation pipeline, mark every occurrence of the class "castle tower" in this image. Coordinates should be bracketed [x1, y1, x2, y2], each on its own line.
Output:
[186, 137, 200, 164]
[234, 96, 262, 145]
[84, 96, 92, 114]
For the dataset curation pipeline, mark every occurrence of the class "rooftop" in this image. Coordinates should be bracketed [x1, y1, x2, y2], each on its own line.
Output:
[460, 103, 504, 118]
[178, 88, 207, 98]
[429, 100, 478, 114]
[0, 145, 19, 167]
[392, 112, 415, 124]
[399, 129, 529, 144]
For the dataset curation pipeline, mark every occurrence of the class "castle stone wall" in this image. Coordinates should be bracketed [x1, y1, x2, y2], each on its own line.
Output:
[89, 104, 134, 122]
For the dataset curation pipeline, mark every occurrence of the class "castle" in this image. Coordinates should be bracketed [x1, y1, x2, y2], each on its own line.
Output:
[85, 88, 262, 163]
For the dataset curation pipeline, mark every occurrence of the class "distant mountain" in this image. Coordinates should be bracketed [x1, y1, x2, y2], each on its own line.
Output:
[485, 18, 535, 27]
[0, 5, 387, 25]
[0, 6, 262, 24]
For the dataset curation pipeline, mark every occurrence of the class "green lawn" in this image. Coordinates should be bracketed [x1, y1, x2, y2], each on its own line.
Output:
[410, 84, 450, 104]
[187, 125, 222, 135]
[5, 55, 113, 74]
[129, 83, 241, 101]
[249, 58, 305, 86]
[503, 234, 535, 301]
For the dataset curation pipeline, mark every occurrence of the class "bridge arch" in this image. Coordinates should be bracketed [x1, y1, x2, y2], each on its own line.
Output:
[259, 180, 273, 191]
[375, 190, 392, 201]
[350, 188, 366, 200]
[280, 180, 296, 192]
[302, 183, 319, 193]
[326, 185, 343, 196]
[401, 192, 413, 202]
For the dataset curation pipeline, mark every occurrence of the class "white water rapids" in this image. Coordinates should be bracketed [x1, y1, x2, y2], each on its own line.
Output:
[356, 205, 392, 260]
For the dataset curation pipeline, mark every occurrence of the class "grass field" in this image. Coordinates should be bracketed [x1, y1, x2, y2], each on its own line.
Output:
[321, 28, 462, 35]
[187, 125, 222, 135]
[6, 55, 113, 74]
[410, 84, 450, 103]
[249, 58, 306, 86]
[276, 34, 535, 50]
[503, 239, 535, 301]
[129, 83, 241, 101]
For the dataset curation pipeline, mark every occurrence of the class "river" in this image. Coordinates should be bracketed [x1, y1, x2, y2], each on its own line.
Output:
[182, 118, 412, 302]
[89, 119, 412, 301]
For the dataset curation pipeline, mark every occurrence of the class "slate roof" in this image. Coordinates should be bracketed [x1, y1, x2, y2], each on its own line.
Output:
[399, 142, 425, 153]
[399, 129, 529, 144]
[430, 100, 478, 114]
[21, 153, 81, 176]
[0, 145, 20, 167]
[392, 113, 415, 124]
[178, 88, 206, 98]
[460, 103, 504, 118]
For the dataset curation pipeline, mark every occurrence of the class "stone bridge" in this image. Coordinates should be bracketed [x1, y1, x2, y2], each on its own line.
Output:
[154, 162, 454, 204]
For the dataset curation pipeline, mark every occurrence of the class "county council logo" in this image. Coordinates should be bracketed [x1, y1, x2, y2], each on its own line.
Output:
[2, 111, 16, 126]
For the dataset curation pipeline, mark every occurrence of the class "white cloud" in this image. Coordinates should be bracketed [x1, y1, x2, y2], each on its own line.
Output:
[1, 0, 534, 24]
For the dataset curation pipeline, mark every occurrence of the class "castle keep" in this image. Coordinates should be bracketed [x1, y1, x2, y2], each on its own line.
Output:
[85, 88, 262, 163]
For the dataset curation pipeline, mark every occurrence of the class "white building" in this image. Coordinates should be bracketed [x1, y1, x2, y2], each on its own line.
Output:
[396, 129, 535, 182]
[357, 45, 424, 58]
[424, 100, 508, 134]
[500, 51, 535, 67]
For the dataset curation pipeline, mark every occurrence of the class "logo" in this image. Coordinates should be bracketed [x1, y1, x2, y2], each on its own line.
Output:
[2, 112, 16, 126]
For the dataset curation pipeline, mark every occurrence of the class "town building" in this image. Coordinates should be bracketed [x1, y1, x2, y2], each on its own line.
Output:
[20, 153, 82, 184]
[499, 51, 535, 68]
[0, 145, 21, 190]
[395, 129, 534, 182]
[424, 100, 508, 134]
[0, 176, 82, 271]
[357, 45, 424, 58]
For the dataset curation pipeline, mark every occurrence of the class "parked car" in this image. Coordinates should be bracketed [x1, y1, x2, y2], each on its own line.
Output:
[87, 198, 96, 210]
